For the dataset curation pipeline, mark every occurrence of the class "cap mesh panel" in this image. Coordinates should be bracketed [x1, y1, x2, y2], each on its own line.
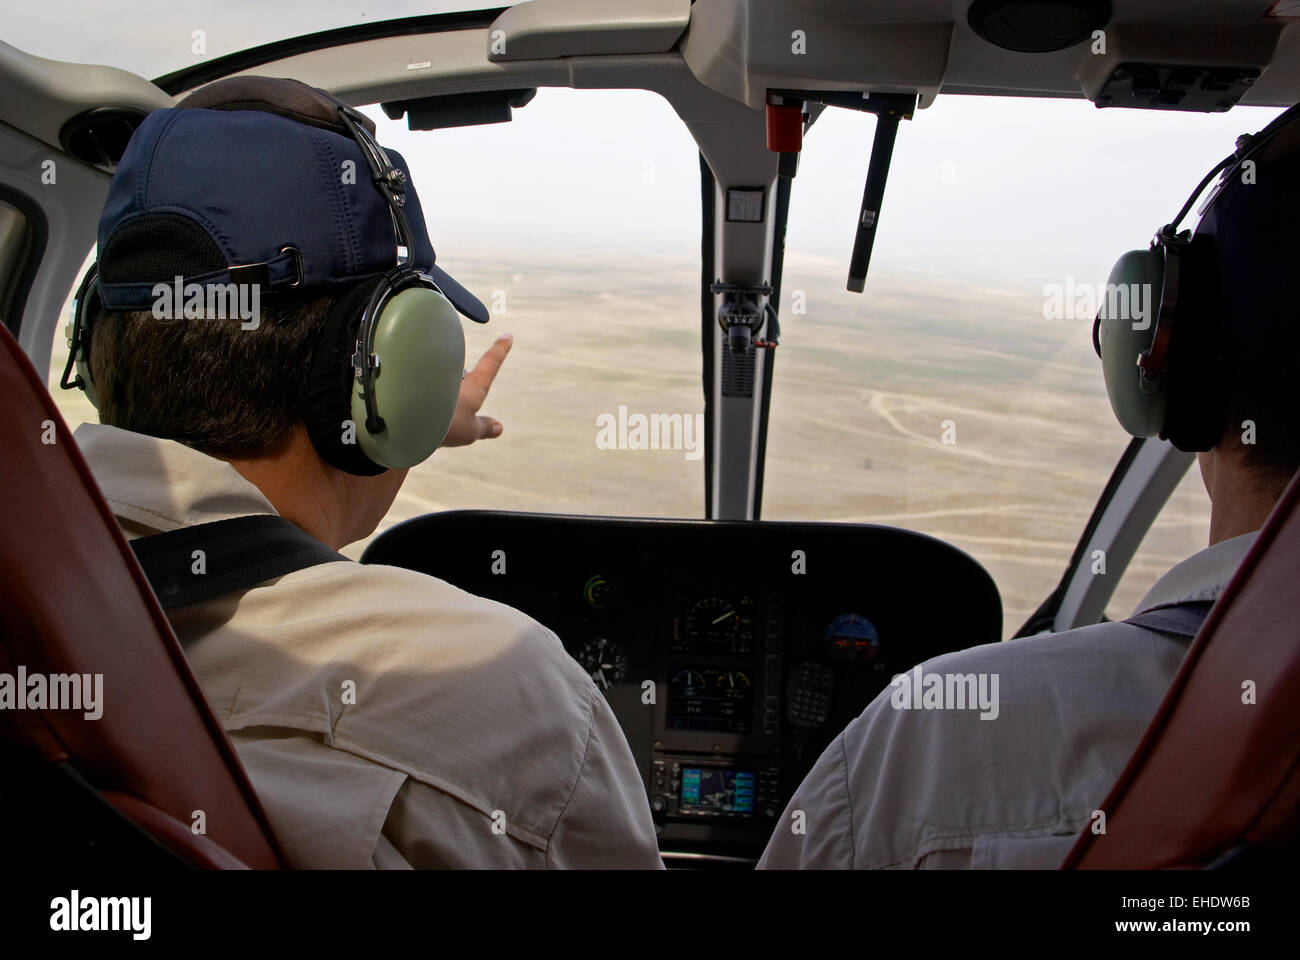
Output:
[99, 213, 226, 284]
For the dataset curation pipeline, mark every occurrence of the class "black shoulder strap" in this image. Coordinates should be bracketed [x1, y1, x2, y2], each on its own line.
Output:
[1124, 600, 1214, 639]
[128, 515, 349, 611]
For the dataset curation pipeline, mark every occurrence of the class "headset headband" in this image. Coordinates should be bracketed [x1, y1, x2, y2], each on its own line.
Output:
[337, 104, 415, 264]
[1166, 101, 1300, 245]
[1093, 102, 1300, 362]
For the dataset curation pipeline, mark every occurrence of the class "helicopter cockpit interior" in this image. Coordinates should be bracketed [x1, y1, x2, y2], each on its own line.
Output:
[2, 1, 1299, 927]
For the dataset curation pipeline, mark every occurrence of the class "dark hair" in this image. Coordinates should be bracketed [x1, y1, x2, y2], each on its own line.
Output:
[87, 296, 332, 458]
[1220, 369, 1300, 488]
[1214, 118, 1300, 486]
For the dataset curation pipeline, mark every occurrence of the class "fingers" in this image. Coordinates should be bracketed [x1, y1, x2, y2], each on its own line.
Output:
[467, 333, 513, 394]
[443, 334, 510, 448]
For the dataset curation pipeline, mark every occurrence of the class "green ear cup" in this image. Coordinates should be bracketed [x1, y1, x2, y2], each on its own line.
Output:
[1099, 248, 1167, 439]
[352, 286, 466, 469]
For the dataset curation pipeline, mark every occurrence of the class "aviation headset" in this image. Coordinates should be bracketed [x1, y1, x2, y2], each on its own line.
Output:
[1094, 102, 1300, 452]
[61, 81, 471, 476]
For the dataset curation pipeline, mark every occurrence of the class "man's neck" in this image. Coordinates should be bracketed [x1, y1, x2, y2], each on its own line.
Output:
[1202, 450, 1287, 546]
[220, 427, 356, 550]
[1208, 498, 1272, 546]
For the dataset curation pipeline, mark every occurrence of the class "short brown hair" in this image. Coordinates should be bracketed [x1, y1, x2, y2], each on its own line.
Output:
[1221, 372, 1300, 488]
[87, 296, 332, 458]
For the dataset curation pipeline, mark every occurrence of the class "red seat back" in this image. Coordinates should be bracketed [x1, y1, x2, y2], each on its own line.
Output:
[1064, 468, 1300, 868]
[0, 322, 285, 869]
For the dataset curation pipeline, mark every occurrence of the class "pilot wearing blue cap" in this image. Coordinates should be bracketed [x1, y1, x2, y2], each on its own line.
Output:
[68, 76, 663, 869]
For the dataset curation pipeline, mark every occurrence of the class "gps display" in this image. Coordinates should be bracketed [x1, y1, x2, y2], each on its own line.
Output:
[680, 767, 755, 815]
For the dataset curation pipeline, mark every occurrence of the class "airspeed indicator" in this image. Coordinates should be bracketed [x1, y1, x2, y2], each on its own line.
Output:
[687, 597, 738, 641]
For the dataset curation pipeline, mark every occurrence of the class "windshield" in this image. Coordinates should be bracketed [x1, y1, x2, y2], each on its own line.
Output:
[764, 96, 1276, 635]
[45, 87, 1278, 639]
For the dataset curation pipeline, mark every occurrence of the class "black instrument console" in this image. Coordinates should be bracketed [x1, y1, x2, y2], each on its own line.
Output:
[361, 511, 1001, 866]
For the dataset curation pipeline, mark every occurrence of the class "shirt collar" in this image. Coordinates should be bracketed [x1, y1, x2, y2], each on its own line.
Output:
[73, 422, 277, 535]
[1132, 530, 1259, 615]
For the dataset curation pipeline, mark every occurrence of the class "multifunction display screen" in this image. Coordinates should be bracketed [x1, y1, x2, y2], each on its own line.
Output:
[680, 768, 755, 815]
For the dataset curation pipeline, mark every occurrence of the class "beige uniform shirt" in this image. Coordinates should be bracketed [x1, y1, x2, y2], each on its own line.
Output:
[75, 423, 664, 869]
[758, 532, 1257, 870]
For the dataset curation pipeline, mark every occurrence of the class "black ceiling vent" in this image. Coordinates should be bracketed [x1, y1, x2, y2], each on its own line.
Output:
[967, 0, 1111, 53]
[59, 107, 149, 171]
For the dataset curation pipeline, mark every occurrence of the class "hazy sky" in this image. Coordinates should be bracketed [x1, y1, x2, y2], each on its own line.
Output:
[5, 3, 1285, 293]
[361, 88, 1282, 293]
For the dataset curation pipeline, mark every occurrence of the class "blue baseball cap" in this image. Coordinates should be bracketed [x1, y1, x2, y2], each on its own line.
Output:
[95, 77, 489, 323]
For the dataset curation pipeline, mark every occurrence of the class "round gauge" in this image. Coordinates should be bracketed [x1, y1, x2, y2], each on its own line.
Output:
[716, 671, 751, 690]
[577, 637, 627, 691]
[825, 613, 880, 663]
[583, 574, 615, 611]
[671, 668, 706, 692]
[687, 597, 739, 641]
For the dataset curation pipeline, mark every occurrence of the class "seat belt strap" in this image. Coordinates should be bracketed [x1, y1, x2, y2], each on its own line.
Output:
[1123, 600, 1214, 639]
[128, 515, 349, 611]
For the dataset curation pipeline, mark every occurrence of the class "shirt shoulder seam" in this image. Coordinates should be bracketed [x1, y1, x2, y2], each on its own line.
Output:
[225, 717, 553, 850]
[840, 734, 858, 870]
[545, 681, 599, 867]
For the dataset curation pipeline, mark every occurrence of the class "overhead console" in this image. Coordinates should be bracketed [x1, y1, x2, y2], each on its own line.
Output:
[675, 1, 1292, 114]
[680, 0, 950, 109]
[1077, 22, 1283, 113]
[361, 512, 1001, 865]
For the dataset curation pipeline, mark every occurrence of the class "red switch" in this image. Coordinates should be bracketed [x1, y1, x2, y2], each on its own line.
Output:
[765, 103, 803, 153]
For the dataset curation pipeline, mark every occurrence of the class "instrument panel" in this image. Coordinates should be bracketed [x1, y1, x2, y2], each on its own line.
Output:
[361, 511, 1002, 865]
